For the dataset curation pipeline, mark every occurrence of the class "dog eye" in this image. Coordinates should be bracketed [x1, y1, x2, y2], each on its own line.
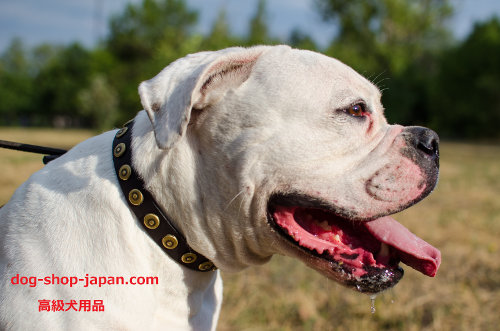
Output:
[345, 103, 365, 117]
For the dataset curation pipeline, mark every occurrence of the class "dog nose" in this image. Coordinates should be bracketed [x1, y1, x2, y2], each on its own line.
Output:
[406, 127, 440, 163]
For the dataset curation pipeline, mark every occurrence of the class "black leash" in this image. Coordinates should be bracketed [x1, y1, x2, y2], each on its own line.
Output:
[0, 139, 67, 164]
[1, 129, 216, 271]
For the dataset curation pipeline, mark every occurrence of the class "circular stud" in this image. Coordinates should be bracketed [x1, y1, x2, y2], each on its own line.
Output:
[162, 234, 178, 250]
[118, 164, 132, 181]
[128, 189, 143, 206]
[144, 213, 160, 230]
[122, 119, 134, 128]
[114, 143, 126, 158]
[115, 126, 128, 139]
[181, 253, 197, 264]
[198, 261, 215, 271]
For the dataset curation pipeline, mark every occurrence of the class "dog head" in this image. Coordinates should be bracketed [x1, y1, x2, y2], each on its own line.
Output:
[138, 45, 441, 293]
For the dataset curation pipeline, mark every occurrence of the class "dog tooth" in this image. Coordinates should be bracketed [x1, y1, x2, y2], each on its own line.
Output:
[333, 234, 341, 242]
[316, 220, 332, 231]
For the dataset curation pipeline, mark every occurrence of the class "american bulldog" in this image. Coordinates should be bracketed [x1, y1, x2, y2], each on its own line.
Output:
[0, 45, 440, 330]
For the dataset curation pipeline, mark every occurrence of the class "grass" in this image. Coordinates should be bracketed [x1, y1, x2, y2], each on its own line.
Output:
[218, 142, 500, 331]
[0, 127, 95, 204]
[1, 128, 499, 330]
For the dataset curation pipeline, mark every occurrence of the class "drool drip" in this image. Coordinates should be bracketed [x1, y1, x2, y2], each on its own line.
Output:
[370, 294, 377, 314]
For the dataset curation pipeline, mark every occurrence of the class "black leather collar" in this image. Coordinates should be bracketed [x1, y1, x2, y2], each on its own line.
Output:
[112, 120, 216, 272]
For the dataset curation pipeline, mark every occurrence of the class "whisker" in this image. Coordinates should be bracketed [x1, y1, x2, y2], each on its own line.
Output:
[237, 195, 246, 220]
[375, 77, 390, 87]
[371, 70, 388, 88]
[224, 189, 246, 212]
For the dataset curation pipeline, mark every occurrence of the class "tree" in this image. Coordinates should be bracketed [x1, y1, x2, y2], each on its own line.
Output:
[78, 75, 119, 131]
[316, 0, 452, 71]
[315, 0, 453, 126]
[107, 0, 197, 61]
[0, 39, 35, 125]
[430, 17, 500, 138]
[201, 9, 241, 50]
[33, 43, 92, 126]
[5, 0, 497, 139]
[289, 29, 318, 51]
[105, 0, 199, 122]
[247, 0, 275, 45]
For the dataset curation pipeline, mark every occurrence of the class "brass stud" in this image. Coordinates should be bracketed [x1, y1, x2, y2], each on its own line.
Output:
[115, 126, 128, 138]
[162, 234, 178, 250]
[128, 189, 143, 206]
[118, 164, 132, 181]
[114, 143, 126, 158]
[122, 119, 134, 128]
[181, 253, 197, 264]
[198, 261, 214, 271]
[143, 213, 160, 229]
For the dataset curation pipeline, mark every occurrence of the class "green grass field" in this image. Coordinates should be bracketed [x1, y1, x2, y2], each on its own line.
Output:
[1, 128, 499, 330]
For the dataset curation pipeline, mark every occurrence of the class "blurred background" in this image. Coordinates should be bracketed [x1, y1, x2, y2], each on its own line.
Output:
[1, 0, 500, 138]
[1, 0, 499, 330]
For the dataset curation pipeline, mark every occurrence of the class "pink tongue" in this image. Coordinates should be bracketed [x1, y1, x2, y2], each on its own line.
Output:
[364, 216, 441, 277]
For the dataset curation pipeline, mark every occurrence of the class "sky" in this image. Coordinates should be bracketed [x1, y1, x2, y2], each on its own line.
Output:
[1, 0, 500, 52]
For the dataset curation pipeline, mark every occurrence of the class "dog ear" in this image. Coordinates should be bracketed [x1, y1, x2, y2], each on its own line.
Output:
[139, 47, 268, 150]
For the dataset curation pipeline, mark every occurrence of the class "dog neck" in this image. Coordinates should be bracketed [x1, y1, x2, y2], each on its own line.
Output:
[130, 111, 275, 272]
[112, 117, 216, 272]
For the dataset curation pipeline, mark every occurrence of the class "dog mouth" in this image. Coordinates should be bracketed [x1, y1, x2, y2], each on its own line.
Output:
[267, 194, 441, 293]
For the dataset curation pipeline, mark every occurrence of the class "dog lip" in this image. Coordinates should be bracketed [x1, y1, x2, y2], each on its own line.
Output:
[267, 193, 356, 219]
[266, 194, 404, 293]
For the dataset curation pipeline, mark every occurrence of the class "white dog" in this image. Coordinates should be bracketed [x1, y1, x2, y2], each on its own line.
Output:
[0, 45, 441, 330]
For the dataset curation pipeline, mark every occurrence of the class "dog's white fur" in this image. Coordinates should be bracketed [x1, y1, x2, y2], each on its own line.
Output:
[0, 46, 432, 330]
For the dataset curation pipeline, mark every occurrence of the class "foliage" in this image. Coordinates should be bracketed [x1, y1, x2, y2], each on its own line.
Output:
[0, 39, 35, 125]
[289, 29, 318, 51]
[317, 0, 454, 127]
[201, 10, 239, 50]
[107, 0, 198, 61]
[34, 43, 93, 127]
[317, 0, 452, 71]
[430, 17, 500, 138]
[78, 75, 119, 131]
[0, 0, 499, 139]
[247, 0, 272, 45]
[106, 0, 200, 122]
